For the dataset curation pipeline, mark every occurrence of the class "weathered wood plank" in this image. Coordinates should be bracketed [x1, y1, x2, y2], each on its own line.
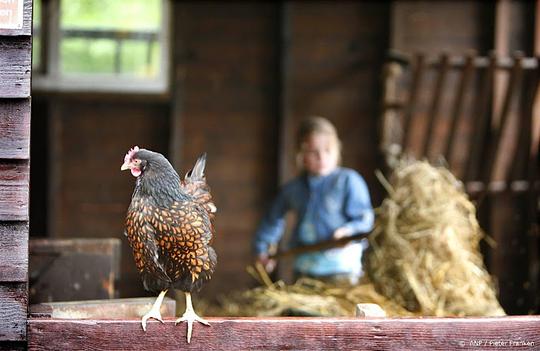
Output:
[0, 0, 32, 36]
[0, 222, 28, 282]
[28, 317, 540, 351]
[0, 99, 30, 159]
[0, 37, 31, 98]
[0, 283, 27, 342]
[30, 297, 176, 319]
[0, 160, 29, 221]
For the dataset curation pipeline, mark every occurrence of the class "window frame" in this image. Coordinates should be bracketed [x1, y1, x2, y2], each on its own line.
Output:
[32, 0, 170, 94]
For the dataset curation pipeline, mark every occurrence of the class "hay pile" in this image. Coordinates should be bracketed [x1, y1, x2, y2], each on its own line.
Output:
[206, 277, 414, 317]
[363, 159, 505, 316]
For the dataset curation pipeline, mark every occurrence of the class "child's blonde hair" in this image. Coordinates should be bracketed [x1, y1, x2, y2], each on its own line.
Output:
[296, 116, 342, 168]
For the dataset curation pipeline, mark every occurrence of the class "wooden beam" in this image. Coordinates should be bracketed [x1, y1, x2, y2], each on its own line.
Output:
[0, 37, 31, 98]
[0, 99, 30, 159]
[482, 53, 523, 185]
[379, 61, 403, 168]
[465, 53, 496, 182]
[495, 0, 511, 58]
[29, 316, 540, 350]
[444, 54, 474, 163]
[168, 1, 184, 170]
[536, 0, 540, 55]
[386, 53, 539, 70]
[0, 160, 29, 221]
[510, 60, 540, 181]
[0, 222, 27, 282]
[402, 54, 424, 153]
[0, 284, 27, 342]
[277, 2, 292, 184]
[423, 53, 449, 158]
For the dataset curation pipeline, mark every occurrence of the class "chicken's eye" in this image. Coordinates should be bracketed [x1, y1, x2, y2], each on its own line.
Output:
[134, 159, 142, 165]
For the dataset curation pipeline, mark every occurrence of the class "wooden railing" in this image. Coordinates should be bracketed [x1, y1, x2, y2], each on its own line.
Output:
[28, 316, 540, 350]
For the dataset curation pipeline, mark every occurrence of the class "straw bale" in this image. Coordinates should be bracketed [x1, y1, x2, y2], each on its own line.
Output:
[363, 159, 505, 316]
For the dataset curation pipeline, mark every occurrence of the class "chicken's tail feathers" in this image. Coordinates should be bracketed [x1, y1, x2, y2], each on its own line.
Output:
[181, 153, 217, 216]
[187, 153, 207, 181]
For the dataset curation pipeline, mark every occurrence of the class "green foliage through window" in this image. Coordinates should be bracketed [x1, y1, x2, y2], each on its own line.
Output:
[59, 0, 162, 78]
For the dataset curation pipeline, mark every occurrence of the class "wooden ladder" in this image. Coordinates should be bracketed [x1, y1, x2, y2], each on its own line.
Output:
[379, 50, 540, 314]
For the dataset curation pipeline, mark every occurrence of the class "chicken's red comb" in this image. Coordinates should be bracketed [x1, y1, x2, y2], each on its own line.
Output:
[124, 146, 140, 164]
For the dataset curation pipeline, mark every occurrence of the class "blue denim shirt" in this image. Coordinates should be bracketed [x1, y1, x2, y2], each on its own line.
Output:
[253, 167, 374, 277]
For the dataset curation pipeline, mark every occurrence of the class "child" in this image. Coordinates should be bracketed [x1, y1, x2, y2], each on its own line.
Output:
[253, 116, 374, 284]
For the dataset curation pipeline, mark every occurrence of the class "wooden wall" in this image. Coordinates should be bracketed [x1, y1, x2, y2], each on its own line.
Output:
[171, 1, 390, 297]
[280, 2, 389, 200]
[42, 96, 170, 298]
[171, 3, 281, 296]
[0, 0, 32, 348]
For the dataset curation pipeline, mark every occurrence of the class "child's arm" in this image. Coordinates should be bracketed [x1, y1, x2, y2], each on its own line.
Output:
[253, 189, 289, 256]
[252, 190, 290, 272]
[334, 171, 375, 238]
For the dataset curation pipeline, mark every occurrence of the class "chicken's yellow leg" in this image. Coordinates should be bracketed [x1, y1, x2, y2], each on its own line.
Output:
[141, 289, 167, 331]
[175, 292, 210, 343]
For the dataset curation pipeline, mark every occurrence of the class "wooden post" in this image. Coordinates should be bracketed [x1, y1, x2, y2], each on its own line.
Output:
[423, 53, 449, 158]
[444, 53, 475, 164]
[402, 53, 424, 154]
[0, 0, 32, 347]
[379, 60, 403, 169]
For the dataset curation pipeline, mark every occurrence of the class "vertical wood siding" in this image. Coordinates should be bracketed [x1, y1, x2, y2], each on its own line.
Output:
[0, 0, 32, 344]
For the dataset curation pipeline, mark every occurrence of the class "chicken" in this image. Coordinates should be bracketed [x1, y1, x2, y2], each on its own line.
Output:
[121, 146, 217, 343]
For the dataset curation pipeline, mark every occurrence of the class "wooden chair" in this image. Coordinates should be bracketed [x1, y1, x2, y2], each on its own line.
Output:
[379, 50, 540, 314]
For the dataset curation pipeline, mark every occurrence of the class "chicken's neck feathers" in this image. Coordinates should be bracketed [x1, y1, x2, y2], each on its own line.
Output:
[133, 167, 188, 206]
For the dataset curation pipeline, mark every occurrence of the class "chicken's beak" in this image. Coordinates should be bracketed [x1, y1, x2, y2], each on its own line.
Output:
[120, 162, 130, 171]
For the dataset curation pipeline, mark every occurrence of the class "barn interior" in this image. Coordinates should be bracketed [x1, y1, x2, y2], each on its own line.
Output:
[26, 0, 539, 320]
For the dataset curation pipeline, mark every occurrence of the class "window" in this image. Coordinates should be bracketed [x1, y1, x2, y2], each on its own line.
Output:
[32, 0, 169, 93]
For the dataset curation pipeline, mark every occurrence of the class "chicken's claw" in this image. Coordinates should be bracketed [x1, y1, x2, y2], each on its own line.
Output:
[175, 310, 209, 343]
[141, 290, 167, 332]
[175, 292, 210, 343]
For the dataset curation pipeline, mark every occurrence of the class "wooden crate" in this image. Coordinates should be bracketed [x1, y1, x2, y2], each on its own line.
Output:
[29, 238, 121, 303]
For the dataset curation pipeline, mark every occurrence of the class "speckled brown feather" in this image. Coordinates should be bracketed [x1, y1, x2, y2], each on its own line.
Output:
[124, 150, 217, 294]
[126, 200, 216, 290]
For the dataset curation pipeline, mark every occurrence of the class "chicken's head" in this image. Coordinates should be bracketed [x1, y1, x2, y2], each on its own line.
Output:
[121, 146, 143, 177]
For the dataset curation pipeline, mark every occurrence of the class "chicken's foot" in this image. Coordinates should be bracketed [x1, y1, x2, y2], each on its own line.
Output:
[141, 289, 167, 331]
[175, 292, 210, 343]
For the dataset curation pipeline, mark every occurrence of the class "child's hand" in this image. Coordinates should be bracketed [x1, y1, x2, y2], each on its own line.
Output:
[333, 226, 352, 239]
[256, 253, 276, 273]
